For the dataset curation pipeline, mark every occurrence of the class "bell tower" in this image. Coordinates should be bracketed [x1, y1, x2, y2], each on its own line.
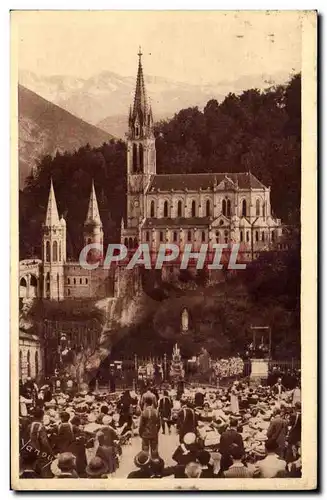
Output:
[125, 47, 156, 239]
[42, 179, 66, 300]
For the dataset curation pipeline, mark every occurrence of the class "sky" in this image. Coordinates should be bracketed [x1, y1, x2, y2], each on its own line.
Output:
[13, 11, 302, 85]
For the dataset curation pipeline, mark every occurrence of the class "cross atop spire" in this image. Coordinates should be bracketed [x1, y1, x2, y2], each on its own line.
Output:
[85, 179, 102, 226]
[138, 45, 143, 59]
[45, 178, 60, 226]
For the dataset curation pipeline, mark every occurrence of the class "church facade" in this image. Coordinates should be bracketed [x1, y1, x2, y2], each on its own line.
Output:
[19, 50, 285, 304]
[121, 50, 283, 260]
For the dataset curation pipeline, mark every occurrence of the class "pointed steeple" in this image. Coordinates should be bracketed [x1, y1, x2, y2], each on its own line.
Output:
[45, 179, 60, 226]
[132, 46, 147, 119]
[85, 180, 102, 226]
[128, 47, 153, 139]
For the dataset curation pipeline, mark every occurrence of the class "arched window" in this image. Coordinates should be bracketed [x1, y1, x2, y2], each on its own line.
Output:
[262, 202, 266, 217]
[256, 199, 260, 216]
[135, 126, 139, 137]
[133, 237, 138, 248]
[52, 241, 58, 262]
[150, 200, 155, 218]
[222, 199, 227, 216]
[255, 231, 259, 242]
[45, 241, 50, 262]
[187, 230, 192, 241]
[271, 230, 275, 242]
[191, 200, 196, 217]
[35, 351, 39, 377]
[262, 232, 265, 242]
[240, 230, 243, 242]
[27, 350, 31, 377]
[173, 231, 177, 242]
[87, 238, 92, 245]
[124, 237, 128, 247]
[246, 231, 250, 242]
[128, 237, 133, 249]
[80, 278, 82, 284]
[146, 231, 150, 242]
[139, 144, 144, 172]
[164, 201, 168, 218]
[224, 230, 229, 244]
[202, 231, 206, 242]
[227, 199, 231, 217]
[216, 231, 220, 243]
[206, 200, 211, 217]
[242, 200, 247, 217]
[85, 278, 88, 285]
[73, 278, 76, 285]
[67, 278, 70, 285]
[46, 272, 50, 293]
[177, 200, 182, 217]
[159, 231, 164, 242]
[132, 143, 138, 173]
[59, 241, 62, 261]
[67, 288, 70, 296]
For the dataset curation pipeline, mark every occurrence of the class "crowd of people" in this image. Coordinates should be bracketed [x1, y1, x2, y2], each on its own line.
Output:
[19, 367, 301, 480]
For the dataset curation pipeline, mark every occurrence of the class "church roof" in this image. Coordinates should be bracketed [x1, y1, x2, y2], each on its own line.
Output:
[148, 172, 266, 192]
[45, 179, 60, 226]
[85, 180, 102, 226]
[142, 217, 212, 228]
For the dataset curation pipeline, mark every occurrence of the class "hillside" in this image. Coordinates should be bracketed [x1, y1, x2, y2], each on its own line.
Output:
[18, 85, 114, 188]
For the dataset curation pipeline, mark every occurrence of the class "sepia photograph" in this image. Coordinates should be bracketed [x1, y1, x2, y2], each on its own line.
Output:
[10, 10, 317, 490]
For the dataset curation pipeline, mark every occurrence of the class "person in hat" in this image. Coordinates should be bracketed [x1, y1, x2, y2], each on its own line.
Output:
[127, 451, 151, 478]
[55, 411, 76, 454]
[219, 417, 245, 472]
[223, 444, 253, 478]
[85, 456, 108, 479]
[56, 452, 78, 478]
[158, 390, 173, 435]
[28, 407, 53, 477]
[138, 396, 161, 458]
[266, 408, 288, 458]
[171, 432, 201, 477]
[176, 403, 198, 443]
[254, 438, 287, 478]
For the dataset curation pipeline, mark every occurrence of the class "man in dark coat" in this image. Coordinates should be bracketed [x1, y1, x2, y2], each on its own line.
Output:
[219, 418, 244, 472]
[177, 403, 198, 443]
[267, 409, 288, 458]
[158, 390, 173, 434]
[139, 397, 161, 458]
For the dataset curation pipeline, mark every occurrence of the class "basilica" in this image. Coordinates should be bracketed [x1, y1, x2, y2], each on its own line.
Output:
[121, 50, 283, 259]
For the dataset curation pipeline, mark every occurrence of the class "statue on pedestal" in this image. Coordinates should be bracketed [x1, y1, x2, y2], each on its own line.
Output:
[181, 308, 189, 333]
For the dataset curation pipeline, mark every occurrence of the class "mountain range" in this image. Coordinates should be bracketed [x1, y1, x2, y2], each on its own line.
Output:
[19, 68, 292, 138]
[18, 68, 294, 187]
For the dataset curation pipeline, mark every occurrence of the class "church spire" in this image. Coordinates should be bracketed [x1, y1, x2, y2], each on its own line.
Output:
[128, 47, 153, 139]
[132, 46, 147, 119]
[45, 178, 60, 226]
[85, 179, 102, 226]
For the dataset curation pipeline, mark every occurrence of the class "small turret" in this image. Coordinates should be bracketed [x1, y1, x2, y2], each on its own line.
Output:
[84, 180, 103, 247]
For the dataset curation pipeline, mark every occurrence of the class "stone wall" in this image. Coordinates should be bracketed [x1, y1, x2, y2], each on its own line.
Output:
[19, 331, 43, 382]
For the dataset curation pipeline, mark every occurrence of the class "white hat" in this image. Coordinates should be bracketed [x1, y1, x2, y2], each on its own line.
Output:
[183, 432, 196, 445]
